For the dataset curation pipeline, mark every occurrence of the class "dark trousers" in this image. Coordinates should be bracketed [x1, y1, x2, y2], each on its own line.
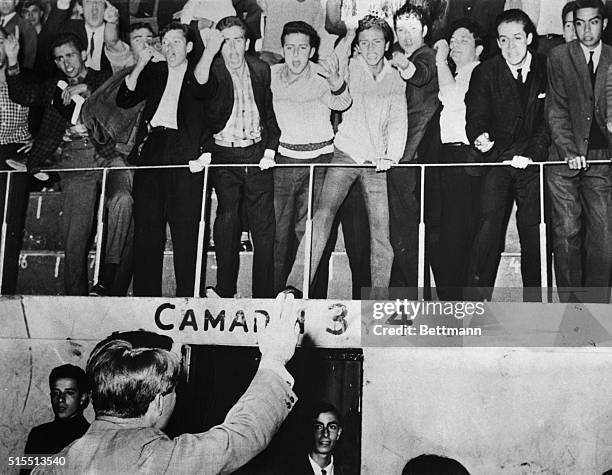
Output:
[547, 150, 612, 303]
[133, 130, 204, 297]
[0, 143, 30, 294]
[467, 166, 541, 301]
[427, 144, 481, 300]
[210, 142, 274, 298]
[58, 140, 133, 296]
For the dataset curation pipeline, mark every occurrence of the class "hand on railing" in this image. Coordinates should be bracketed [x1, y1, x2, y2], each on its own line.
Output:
[375, 157, 393, 172]
[259, 156, 276, 171]
[566, 155, 589, 171]
[504, 155, 533, 169]
[188, 152, 211, 173]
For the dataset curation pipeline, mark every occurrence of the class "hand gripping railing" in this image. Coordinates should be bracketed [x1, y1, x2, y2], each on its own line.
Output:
[0, 158, 610, 301]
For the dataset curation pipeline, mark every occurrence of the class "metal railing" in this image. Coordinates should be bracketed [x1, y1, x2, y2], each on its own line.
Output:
[1, 159, 610, 302]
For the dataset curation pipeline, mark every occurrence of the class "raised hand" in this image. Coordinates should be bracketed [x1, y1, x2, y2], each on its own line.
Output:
[103, 0, 120, 23]
[433, 39, 450, 63]
[4, 26, 20, 66]
[135, 46, 154, 69]
[389, 51, 410, 71]
[201, 28, 225, 55]
[318, 53, 343, 90]
[257, 293, 299, 366]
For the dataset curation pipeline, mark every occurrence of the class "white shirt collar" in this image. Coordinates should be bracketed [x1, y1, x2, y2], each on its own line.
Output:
[506, 51, 532, 83]
[0, 12, 17, 25]
[579, 41, 603, 71]
[308, 454, 334, 475]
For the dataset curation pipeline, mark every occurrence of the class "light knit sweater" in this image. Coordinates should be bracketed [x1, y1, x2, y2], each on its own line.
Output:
[271, 61, 352, 159]
[334, 55, 408, 164]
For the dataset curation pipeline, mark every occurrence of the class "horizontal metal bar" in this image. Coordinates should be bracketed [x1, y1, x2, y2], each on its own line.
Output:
[0, 159, 609, 174]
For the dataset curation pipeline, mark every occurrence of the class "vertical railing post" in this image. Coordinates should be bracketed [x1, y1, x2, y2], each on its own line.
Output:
[418, 164, 426, 301]
[93, 168, 108, 286]
[539, 163, 548, 303]
[302, 164, 315, 299]
[193, 165, 209, 297]
[0, 171, 12, 295]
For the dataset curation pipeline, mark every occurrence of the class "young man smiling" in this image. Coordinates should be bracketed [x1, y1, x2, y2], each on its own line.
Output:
[270, 20, 351, 295]
[465, 9, 549, 301]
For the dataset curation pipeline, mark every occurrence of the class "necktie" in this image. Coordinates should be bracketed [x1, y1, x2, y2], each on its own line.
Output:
[89, 32, 95, 60]
[516, 68, 523, 84]
[0, 17, 5, 27]
[588, 51, 595, 87]
[321, 470, 326, 475]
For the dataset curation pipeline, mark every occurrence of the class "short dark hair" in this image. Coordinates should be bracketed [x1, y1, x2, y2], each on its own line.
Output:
[449, 18, 484, 48]
[281, 20, 320, 50]
[402, 454, 471, 475]
[21, 0, 43, 11]
[129, 22, 155, 35]
[311, 402, 342, 427]
[572, 0, 605, 18]
[494, 9, 536, 39]
[356, 14, 394, 45]
[394, 3, 432, 31]
[216, 15, 247, 35]
[159, 21, 193, 43]
[562, 1, 578, 22]
[49, 364, 88, 393]
[51, 32, 84, 54]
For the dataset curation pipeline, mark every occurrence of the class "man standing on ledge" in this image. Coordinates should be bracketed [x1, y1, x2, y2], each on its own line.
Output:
[33, 293, 299, 474]
[546, 0, 612, 303]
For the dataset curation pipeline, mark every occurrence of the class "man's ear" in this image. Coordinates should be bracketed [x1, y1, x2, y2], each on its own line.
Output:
[309, 47, 315, 59]
[81, 50, 88, 62]
[422, 25, 428, 39]
[186, 41, 194, 54]
[475, 44, 484, 60]
[605, 18, 609, 31]
[526, 32, 533, 46]
[79, 392, 89, 408]
[337, 427, 343, 439]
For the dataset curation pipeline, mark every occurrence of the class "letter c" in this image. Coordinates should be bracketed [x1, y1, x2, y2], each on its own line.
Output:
[154, 303, 176, 330]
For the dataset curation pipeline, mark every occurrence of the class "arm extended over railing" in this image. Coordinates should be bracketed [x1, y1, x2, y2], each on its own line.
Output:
[1, 159, 610, 301]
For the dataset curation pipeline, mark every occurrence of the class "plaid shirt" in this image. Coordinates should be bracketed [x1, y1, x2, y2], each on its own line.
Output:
[0, 81, 30, 145]
[7, 67, 115, 170]
[214, 63, 261, 142]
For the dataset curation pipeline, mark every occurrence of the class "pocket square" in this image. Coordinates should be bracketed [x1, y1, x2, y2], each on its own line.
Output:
[537, 93, 546, 99]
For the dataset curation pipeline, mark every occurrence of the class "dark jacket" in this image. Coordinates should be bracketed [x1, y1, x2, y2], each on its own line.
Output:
[191, 54, 280, 153]
[7, 67, 115, 170]
[402, 44, 440, 163]
[465, 51, 550, 164]
[116, 61, 209, 165]
[546, 40, 612, 176]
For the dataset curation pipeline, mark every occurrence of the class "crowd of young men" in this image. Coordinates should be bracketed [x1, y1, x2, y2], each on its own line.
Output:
[0, 0, 611, 302]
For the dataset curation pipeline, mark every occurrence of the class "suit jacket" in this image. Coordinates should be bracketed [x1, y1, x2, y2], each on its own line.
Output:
[3, 14, 37, 70]
[32, 368, 297, 475]
[7, 67, 115, 170]
[275, 453, 357, 475]
[192, 55, 281, 154]
[40, 5, 112, 74]
[116, 60, 209, 165]
[402, 44, 440, 163]
[546, 40, 612, 176]
[465, 51, 550, 164]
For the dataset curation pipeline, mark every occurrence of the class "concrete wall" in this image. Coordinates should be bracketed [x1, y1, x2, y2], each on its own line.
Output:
[2, 297, 612, 474]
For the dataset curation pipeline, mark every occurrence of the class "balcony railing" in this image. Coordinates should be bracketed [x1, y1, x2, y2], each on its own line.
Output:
[1, 159, 610, 301]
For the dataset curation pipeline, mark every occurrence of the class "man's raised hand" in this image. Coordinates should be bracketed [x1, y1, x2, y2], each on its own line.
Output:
[258, 293, 299, 367]
[4, 26, 20, 66]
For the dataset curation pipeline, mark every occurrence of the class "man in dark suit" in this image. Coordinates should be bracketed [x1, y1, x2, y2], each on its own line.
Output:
[116, 22, 208, 297]
[546, 0, 612, 303]
[465, 8, 549, 301]
[39, 0, 113, 78]
[0, 0, 37, 69]
[6, 32, 132, 296]
[387, 3, 440, 297]
[192, 16, 279, 298]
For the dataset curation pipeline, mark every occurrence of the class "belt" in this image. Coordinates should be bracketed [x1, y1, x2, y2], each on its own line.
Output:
[215, 137, 261, 148]
[148, 125, 176, 134]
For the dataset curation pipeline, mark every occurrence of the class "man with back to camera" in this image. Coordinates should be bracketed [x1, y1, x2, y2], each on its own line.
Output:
[464, 8, 549, 302]
[546, 0, 612, 303]
[23, 365, 90, 458]
[32, 293, 300, 474]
